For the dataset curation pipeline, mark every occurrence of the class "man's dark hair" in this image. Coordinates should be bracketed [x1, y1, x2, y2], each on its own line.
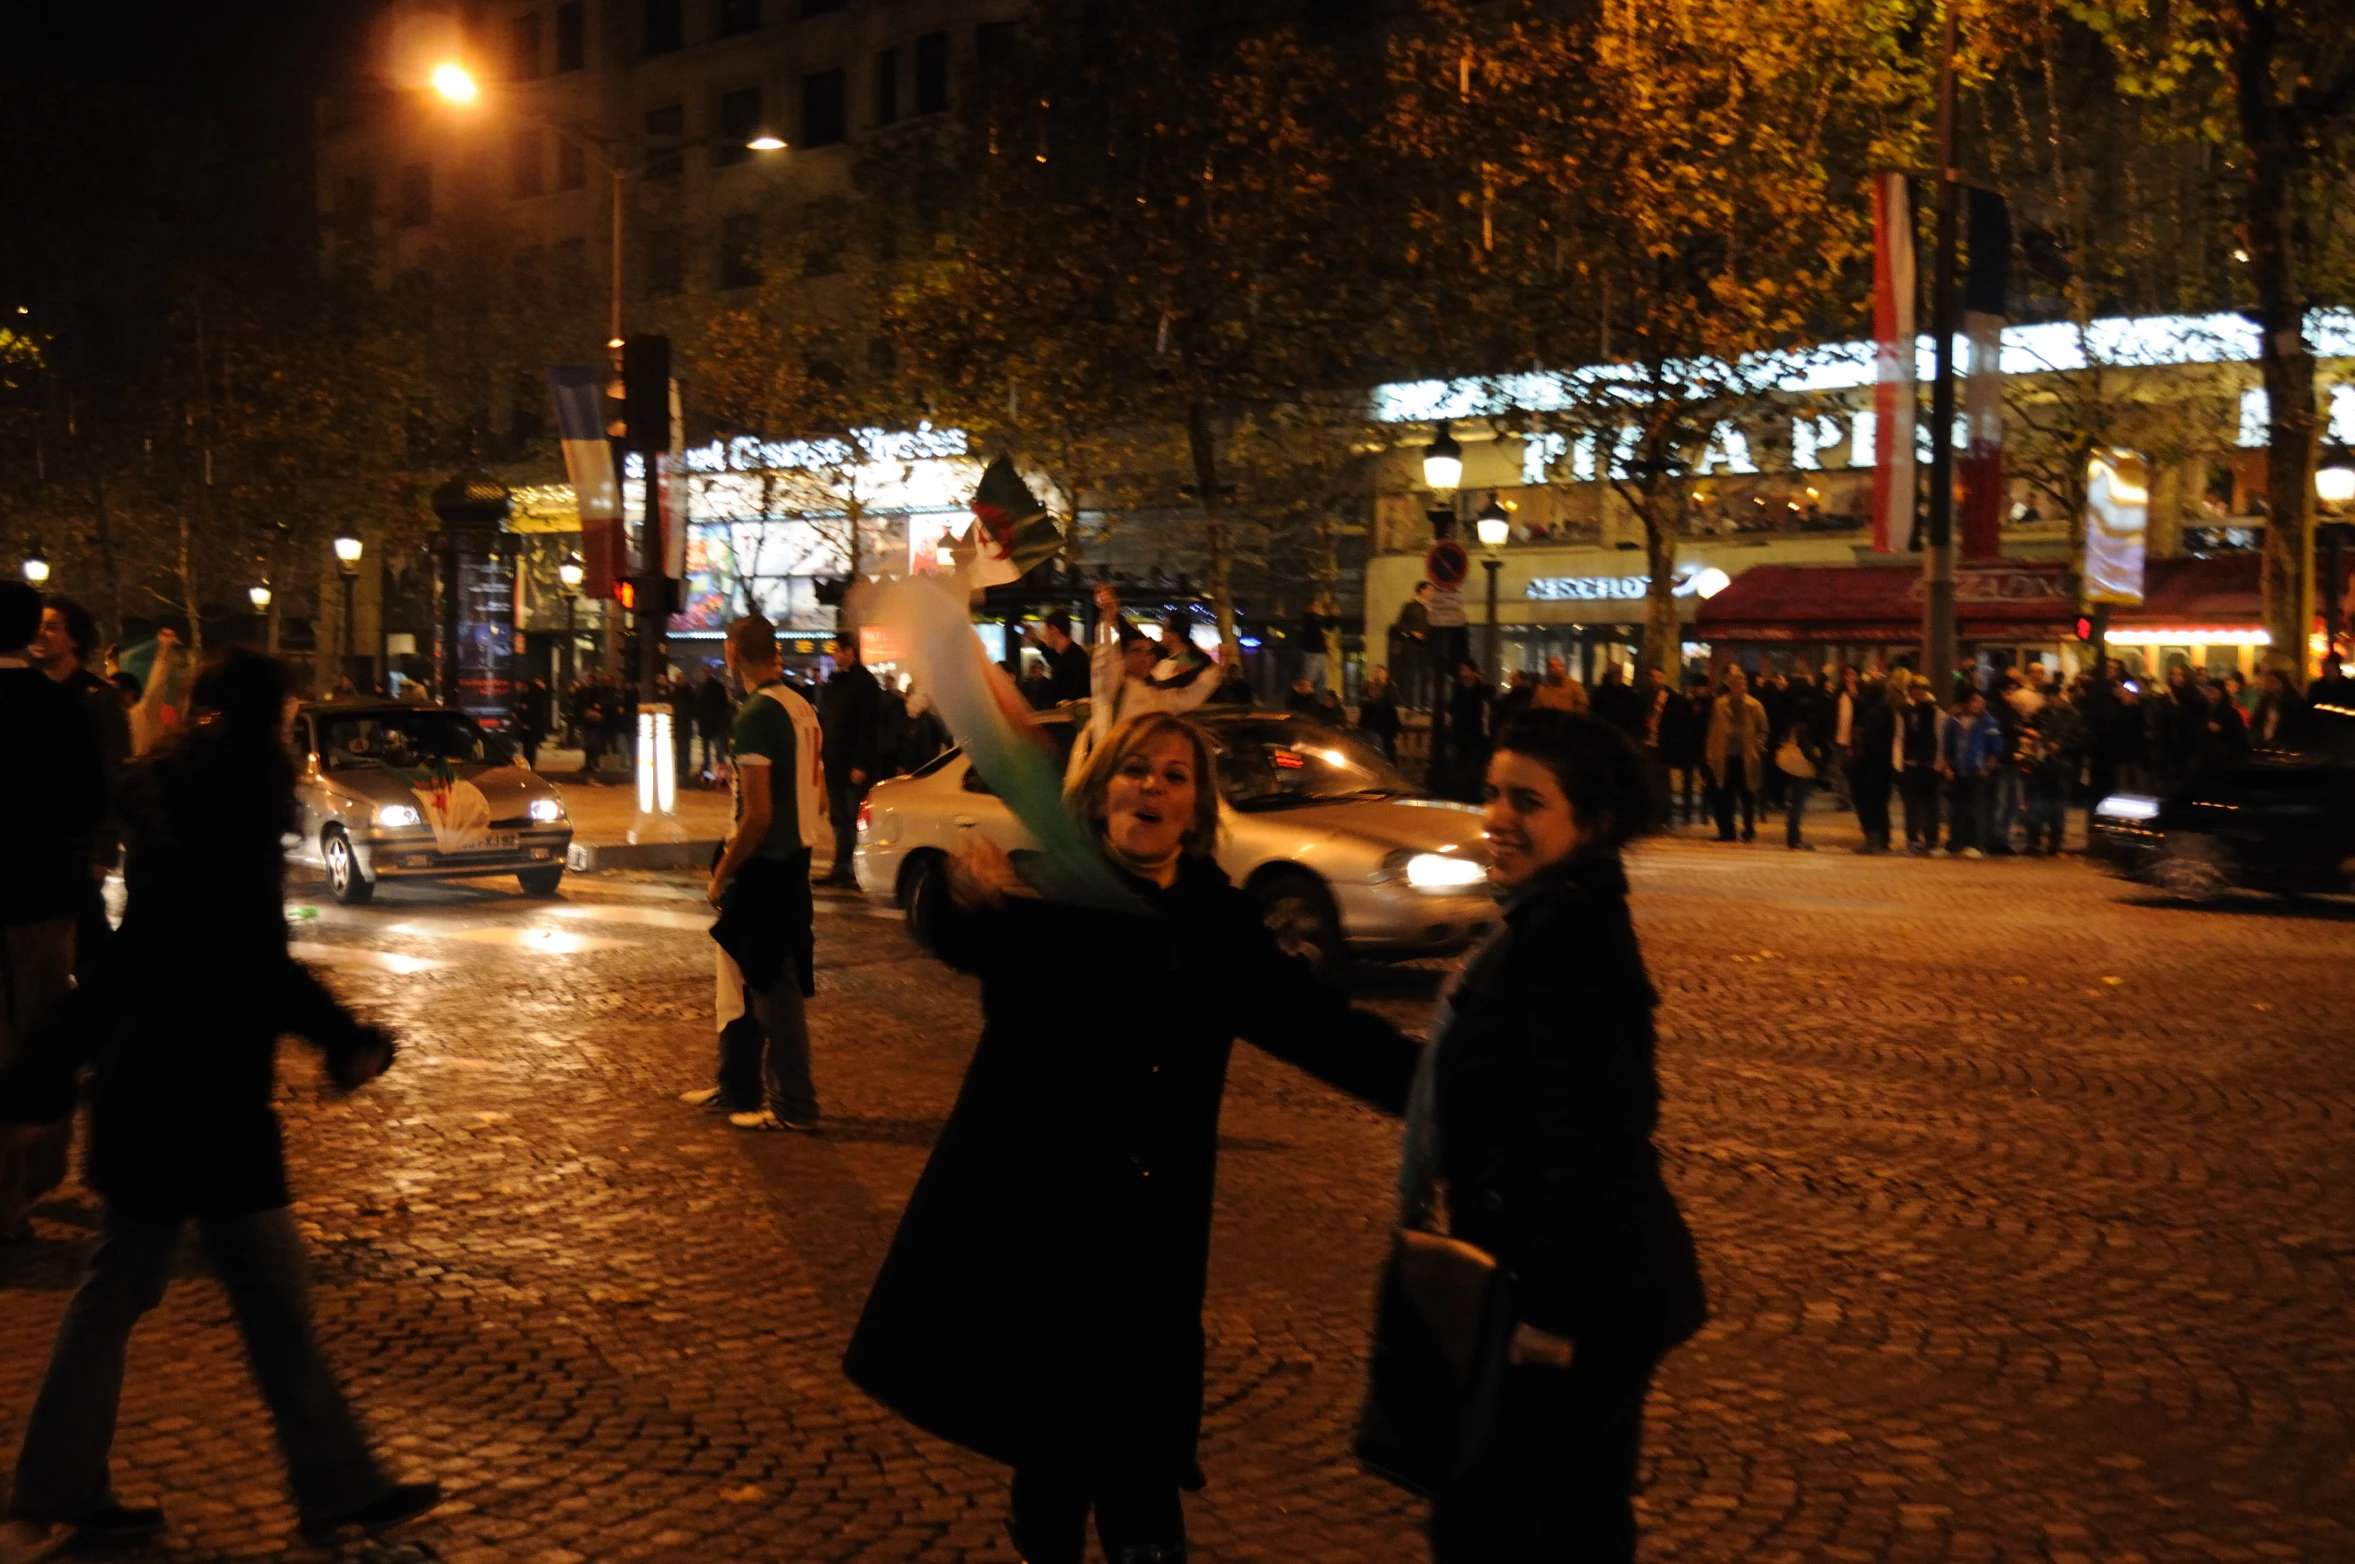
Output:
[190, 644, 294, 732]
[0, 580, 38, 649]
[1493, 708, 1655, 846]
[42, 594, 97, 662]
[1043, 610, 1071, 637]
[727, 614, 779, 665]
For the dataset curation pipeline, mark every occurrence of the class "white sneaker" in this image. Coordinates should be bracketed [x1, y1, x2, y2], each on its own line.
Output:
[678, 1086, 726, 1109]
[1961, 847, 1983, 859]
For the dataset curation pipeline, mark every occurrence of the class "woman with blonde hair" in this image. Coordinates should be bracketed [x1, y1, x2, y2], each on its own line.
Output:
[845, 711, 1417, 1564]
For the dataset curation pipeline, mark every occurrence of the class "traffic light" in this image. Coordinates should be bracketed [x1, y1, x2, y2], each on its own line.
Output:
[614, 579, 636, 611]
[620, 335, 671, 454]
[2074, 615, 2094, 642]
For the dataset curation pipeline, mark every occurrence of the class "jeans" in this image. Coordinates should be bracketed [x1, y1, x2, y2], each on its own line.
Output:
[825, 776, 867, 882]
[746, 970, 818, 1122]
[1900, 765, 1940, 848]
[1987, 767, 2024, 852]
[1946, 774, 1985, 851]
[2025, 784, 2067, 854]
[1429, 1349, 1661, 1564]
[1785, 777, 1814, 846]
[1666, 764, 1702, 825]
[1707, 768, 1755, 840]
[13, 1207, 390, 1524]
[1850, 764, 1893, 849]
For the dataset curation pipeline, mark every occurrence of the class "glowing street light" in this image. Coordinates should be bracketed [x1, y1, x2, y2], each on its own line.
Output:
[430, 62, 480, 104]
[746, 133, 788, 152]
[334, 531, 365, 569]
[1422, 420, 1463, 493]
[2316, 460, 2355, 508]
[21, 541, 50, 586]
[558, 553, 586, 593]
[1474, 499, 1511, 551]
[248, 582, 273, 611]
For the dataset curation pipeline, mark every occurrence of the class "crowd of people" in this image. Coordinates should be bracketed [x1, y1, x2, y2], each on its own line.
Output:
[1308, 648, 2355, 858]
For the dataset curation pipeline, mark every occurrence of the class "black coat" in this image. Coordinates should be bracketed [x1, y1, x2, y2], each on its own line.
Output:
[819, 662, 883, 782]
[844, 855, 1417, 1484]
[1850, 697, 1898, 781]
[1428, 853, 1704, 1350]
[0, 723, 378, 1220]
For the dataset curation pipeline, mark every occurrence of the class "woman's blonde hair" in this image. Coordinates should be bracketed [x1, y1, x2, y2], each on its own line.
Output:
[1066, 712, 1223, 857]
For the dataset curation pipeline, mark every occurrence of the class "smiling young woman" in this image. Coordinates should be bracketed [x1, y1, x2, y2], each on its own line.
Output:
[1395, 707, 1705, 1563]
[844, 712, 1418, 1564]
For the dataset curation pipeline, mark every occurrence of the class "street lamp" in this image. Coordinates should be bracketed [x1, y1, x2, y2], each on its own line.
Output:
[248, 582, 273, 611]
[746, 132, 788, 152]
[1423, 420, 1463, 493]
[430, 62, 479, 104]
[558, 552, 585, 689]
[1475, 499, 1509, 680]
[334, 530, 363, 691]
[2317, 455, 2355, 508]
[21, 541, 50, 587]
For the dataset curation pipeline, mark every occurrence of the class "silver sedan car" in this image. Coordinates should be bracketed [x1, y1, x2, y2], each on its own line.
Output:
[290, 702, 574, 904]
[854, 708, 1496, 976]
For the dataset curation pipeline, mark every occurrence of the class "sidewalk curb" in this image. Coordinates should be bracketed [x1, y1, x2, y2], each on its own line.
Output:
[568, 839, 724, 873]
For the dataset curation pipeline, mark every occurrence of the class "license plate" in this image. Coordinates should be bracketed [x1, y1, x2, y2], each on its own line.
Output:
[481, 832, 519, 851]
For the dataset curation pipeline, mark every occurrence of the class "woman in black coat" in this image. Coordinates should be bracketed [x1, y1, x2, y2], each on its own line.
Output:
[0, 649, 439, 1550]
[1396, 708, 1705, 1562]
[844, 711, 1417, 1564]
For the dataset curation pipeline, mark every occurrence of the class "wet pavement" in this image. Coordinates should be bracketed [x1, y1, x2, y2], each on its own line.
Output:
[4, 830, 2353, 1562]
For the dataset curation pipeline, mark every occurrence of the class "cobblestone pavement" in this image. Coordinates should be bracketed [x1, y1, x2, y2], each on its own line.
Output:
[3, 827, 2352, 1563]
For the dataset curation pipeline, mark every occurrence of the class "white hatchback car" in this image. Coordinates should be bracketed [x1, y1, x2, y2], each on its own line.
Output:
[854, 707, 1497, 976]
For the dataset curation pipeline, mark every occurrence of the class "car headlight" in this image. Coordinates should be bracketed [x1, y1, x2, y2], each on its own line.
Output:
[376, 803, 422, 828]
[1401, 850, 1487, 891]
[529, 797, 564, 823]
[2094, 794, 2160, 822]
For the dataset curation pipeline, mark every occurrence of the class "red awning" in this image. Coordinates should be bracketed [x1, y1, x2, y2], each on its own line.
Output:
[1694, 554, 2265, 643]
[2112, 555, 2261, 628]
[1696, 562, 2077, 642]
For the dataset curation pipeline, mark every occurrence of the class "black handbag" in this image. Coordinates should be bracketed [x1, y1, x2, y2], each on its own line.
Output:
[1354, 1227, 1514, 1496]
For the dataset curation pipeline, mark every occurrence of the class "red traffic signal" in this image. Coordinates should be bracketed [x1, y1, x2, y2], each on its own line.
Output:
[2073, 616, 2094, 642]
[615, 580, 636, 611]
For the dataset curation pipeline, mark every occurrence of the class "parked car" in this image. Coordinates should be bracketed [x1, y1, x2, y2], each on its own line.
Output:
[290, 702, 574, 904]
[854, 707, 1496, 976]
[2090, 704, 2355, 900]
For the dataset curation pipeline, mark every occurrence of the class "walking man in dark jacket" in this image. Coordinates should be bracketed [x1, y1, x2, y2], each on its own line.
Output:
[1036, 611, 1092, 706]
[1, 646, 439, 1550]
[816, 633, 881, 887]
[1847, 673, 1898, 854]
[32, 595, 131, 981]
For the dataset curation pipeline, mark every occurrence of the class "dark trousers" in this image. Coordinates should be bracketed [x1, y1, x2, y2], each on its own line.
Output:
[1707, 768, 1755, 840]
[1430, 1349, 1661, 1564]
[2025, 782, 2067, 854]
[718, 971, 818, 1121]
[825, 775, 867, 882]
[1946, 773, 1985, 851]
[1784, 776, 1814, 846]
[1899, 765, 1940, 847]
[580, 728, 605, 774]
[1665, 763, 1702, 825]
[1008, 1460, 1184, 1564]
[13, 1207, 390, 1525]
[1850, 764, 1893, 848]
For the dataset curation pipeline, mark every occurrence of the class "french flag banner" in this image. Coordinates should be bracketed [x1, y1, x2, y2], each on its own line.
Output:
[548, 365, 624, 598]
[1870, 171, 1917, 555]
[1959, 188, 2011, 563]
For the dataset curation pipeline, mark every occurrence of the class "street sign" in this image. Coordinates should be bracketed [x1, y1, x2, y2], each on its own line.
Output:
[1425, 538, 1471, 589]
[1429, 587, 1467, 628]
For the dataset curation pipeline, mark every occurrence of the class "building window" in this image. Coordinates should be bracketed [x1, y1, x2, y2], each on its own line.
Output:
[556, 135, 587, 190]
[801, 68, 847, 146]
[716, 86, 761, 165]
[914, 31, 948, 114]
[718, 0, 760, 36]
[508, 11, 541, 80]
[720, 213, 763, 289]
[398, 162, 433, 227]
[645, 104, 684, 179]
[799, 199, 847, 276]
[555, 1, 585, 70]
[336, 175, 376, 242]
[874, 46, 898, 125]
[645, 0, 683, 56]
[646, 228, 685, 297]
[510, 128, 543, 198]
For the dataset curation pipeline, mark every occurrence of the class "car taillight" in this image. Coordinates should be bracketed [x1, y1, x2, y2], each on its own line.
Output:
[856, 799, 873, 835]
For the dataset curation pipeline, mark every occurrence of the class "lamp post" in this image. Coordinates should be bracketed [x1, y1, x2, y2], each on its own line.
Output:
[1476, 498, 1510, 681]
[1423, 421, 1464, 494]
[2317, 451, 2355, 677]
[22, 541, 50, 587]
[333, 530, 363, 691]
[558, 552, 585, 690]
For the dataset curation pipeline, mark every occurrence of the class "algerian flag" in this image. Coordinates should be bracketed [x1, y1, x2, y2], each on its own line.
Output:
[960, 456, 1063, 589]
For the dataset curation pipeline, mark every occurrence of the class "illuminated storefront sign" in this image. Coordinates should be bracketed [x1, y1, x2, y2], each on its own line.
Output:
[1525, 568, 1729, 602]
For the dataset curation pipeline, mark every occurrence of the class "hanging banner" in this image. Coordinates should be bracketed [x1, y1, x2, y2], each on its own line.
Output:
[1959, 188, 2011, 562]
[548, 365, 623, 598]
[1870, 171, 1918, 555]
[658, 377, 688, 583]
[2083, 448, 2150, 607]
